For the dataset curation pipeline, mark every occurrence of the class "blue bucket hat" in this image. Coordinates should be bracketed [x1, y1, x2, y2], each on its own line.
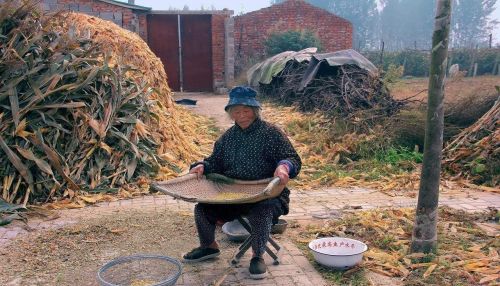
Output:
[224, 86, 261, 111]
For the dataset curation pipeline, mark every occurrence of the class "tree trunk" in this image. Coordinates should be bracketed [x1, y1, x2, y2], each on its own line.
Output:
[410, 0, 452, 254]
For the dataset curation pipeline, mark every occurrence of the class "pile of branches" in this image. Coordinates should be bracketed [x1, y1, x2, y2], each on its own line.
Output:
[260, 63, 405, 124]
[443, 92, 500, 186]
[0, 2, 163, 205]
[259, 61, 309, 105]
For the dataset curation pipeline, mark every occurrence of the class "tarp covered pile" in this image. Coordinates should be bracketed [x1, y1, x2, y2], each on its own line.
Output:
[248, 48, 404, 122]
[0, 1, 209, 205]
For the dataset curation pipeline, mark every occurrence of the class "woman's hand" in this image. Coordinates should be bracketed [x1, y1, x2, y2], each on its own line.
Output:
[190, 164, 204, 179]
[274, 164, 289, 186]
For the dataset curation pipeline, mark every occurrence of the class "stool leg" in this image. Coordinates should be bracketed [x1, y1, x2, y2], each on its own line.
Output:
[237, 217, 252, 232]
[232, 236, 252, 265]
[265, 244, 280, 265]
[232, 216, 281, 265]
[238, 240, 247, 251]
[268, 237, 281, 251]
[238, 236, 252, 252]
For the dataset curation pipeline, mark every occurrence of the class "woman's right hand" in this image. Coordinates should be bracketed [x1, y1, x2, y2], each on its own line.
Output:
[189, 164, 204, 179]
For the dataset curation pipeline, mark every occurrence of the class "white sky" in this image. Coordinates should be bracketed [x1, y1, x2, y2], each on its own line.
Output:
[493, 0, 500, 45]
[129, 0, 271, 15]
[127, 0, 500, 44]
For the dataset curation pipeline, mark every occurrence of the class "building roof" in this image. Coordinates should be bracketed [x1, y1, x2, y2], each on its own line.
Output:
[150, 9, 233, 16]
[237, 0, 351, 25]
[97, 0, 151, 11]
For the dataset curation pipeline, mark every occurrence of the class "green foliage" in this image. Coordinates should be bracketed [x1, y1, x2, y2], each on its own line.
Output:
[310, 137, 423, 182]
[382, 64, 404, 85]
[450, 48, 500, 75]
[394, 50, 431, 76]
[264, 30, 322, 56]
[375, 147, 423, 165]
[374, 234, 398, 250]
[363, 48, 499, 77]
[352, 143, 423, 177]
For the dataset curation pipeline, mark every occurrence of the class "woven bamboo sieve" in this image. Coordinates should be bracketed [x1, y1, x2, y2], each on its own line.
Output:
[151, 174, 283, 204]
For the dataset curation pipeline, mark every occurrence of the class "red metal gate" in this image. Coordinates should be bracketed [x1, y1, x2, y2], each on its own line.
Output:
[147, 14, 180, 91]
[181, 15, 213, 92]
[147, 14, 213, 92]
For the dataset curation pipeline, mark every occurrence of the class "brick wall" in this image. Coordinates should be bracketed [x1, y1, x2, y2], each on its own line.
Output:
[40, 0, 148, 40]
[211, 14, 226, 89]
[234, 0, 353, 73]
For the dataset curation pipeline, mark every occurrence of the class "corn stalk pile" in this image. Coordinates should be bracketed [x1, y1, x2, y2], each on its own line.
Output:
[443, 92, 500, 187]
[296, 208, 499, 285]
[60, 13, 173, 107]
[0, 2, 212, 206]
[262, 104, 421, 192]
[260, 63, 406, 125]
[58, 12, 212, 176]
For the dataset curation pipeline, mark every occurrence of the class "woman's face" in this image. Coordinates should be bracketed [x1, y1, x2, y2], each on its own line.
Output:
[230, 105, 256, 129]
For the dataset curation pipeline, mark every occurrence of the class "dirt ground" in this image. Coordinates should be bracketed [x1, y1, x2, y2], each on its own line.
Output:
[390, 75, 499, 103]
[0, 209, 241, 286]
[0, 209, 400, 286]
[173, 92, 233, 130]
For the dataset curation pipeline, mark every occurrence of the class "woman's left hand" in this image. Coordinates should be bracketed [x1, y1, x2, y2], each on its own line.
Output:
[274, 164, 289, 186]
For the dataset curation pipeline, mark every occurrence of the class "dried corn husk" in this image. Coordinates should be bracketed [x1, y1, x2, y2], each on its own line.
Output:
[57, 12, 215, 174]
[58, 12, 172, 108]
[262, 105, 422, 192]
[299, 208, 499, 285]
[443, 94, 500, 187]
[0, 1, 214, 205]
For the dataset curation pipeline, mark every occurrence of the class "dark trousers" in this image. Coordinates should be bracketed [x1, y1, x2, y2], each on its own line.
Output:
[194, 198, 283, 257]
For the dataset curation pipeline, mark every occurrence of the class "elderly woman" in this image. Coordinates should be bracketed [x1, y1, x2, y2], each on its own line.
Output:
[183, 86, 301, 279]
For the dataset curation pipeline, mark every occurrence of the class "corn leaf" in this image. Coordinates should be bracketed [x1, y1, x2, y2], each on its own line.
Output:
[8, 87, 20, 128]
[15, 146, 54, 176]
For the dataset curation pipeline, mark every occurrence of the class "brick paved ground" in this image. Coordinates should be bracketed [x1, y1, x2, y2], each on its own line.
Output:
[1, 188, 498, 285]
[1, 93, 499, 285]
[286, 187, 500, 223]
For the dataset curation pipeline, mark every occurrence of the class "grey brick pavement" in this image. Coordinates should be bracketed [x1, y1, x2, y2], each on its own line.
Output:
[1, 186, 498, 285]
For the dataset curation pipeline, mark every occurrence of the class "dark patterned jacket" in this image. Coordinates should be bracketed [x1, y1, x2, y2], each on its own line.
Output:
[191, 118, 301, 214]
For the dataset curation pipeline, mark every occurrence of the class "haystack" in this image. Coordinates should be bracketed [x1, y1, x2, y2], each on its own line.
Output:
[0, 1, 210, 205]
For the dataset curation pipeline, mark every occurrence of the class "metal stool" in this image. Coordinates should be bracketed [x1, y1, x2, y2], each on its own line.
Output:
[230, 216, 281, 265]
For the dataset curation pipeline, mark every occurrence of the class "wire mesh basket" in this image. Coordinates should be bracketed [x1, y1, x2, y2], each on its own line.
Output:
[97, 254, 182, 286]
